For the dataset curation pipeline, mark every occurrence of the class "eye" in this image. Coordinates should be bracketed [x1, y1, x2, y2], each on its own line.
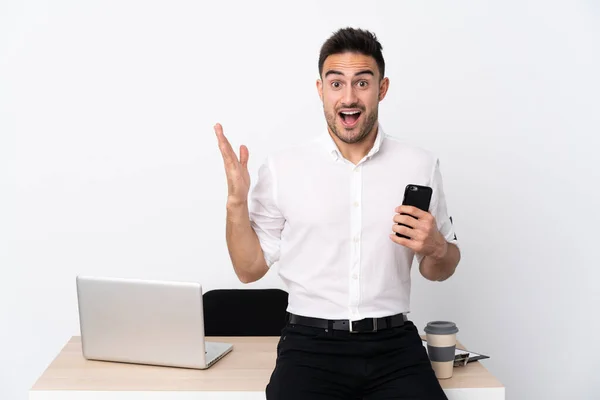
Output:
[357, 80, 369, 88]
[331, 81, 342, 89]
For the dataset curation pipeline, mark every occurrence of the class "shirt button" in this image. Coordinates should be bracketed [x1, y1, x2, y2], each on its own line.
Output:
[352, 273, 358, 280]
[354, 236, 359, 243]
[353, 201, 359, 207]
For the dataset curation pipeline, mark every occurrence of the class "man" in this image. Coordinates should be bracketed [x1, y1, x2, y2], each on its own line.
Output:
[215, 27, 460, 400]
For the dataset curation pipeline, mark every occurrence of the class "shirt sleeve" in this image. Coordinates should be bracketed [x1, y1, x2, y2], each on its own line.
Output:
[416, 158, 460, 264]
[248, 157, 286, 267]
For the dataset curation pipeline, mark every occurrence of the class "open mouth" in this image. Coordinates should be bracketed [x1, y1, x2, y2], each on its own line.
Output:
[338, 110, 362, 128]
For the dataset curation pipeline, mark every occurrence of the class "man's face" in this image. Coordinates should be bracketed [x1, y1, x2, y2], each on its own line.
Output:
[317, 52, 389, 145]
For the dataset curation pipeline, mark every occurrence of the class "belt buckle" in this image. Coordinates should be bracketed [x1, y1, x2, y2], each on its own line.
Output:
[349, 318, 378, 333]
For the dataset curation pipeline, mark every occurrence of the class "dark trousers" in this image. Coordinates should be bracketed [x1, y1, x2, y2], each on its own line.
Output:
[265, 318, 448, 400]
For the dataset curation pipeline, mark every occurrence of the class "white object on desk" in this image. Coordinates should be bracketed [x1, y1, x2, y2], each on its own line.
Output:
[76, 275, 232, 369]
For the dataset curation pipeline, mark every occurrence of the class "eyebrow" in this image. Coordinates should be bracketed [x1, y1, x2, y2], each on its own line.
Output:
[324, 69, 375, 78]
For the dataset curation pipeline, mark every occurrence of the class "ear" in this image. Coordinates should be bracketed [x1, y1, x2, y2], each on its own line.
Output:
[378, 77, 390, 101]
[316, 79, 323, 102]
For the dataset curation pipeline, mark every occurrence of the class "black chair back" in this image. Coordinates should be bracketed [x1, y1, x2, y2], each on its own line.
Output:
[203, 288, 289, 336]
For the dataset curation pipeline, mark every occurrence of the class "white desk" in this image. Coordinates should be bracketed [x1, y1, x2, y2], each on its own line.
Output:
[30, 336, 504, 400]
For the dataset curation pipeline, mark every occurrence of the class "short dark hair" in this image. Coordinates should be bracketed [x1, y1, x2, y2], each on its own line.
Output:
[318, 27, 385, 79]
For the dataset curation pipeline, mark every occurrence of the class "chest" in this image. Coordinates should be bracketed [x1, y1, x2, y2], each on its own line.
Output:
[276, 159, 431, 232]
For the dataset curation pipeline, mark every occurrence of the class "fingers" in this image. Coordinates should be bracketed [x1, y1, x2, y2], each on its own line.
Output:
[239, 145, 249, 169]
[392, 223, 423, 241]
[389, 229, 423, 253]
[389, 232, 416, 250]
[394, 205, 431, 221]
[214, 123, 239, 166]
[393, 213, 417, 228]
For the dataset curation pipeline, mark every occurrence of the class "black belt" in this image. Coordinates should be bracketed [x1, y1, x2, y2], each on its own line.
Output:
[287, 312, 408, 333]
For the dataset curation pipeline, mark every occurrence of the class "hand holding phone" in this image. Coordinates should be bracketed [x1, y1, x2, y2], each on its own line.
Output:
[395, 184, 433, 239]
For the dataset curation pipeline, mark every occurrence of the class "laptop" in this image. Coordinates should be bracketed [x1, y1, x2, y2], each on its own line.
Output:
[76, 275, 233, 369]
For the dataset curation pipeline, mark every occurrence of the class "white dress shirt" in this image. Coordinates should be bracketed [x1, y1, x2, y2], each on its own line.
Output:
[248, 123, 459, 321]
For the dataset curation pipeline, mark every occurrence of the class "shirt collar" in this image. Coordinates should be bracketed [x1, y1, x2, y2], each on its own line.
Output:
[321, 122, 386, 162]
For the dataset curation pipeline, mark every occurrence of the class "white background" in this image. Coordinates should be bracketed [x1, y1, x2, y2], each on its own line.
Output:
[1, 1, 599, 399]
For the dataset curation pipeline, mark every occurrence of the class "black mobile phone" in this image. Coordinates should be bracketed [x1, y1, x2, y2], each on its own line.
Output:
[395, 184, 433, 239]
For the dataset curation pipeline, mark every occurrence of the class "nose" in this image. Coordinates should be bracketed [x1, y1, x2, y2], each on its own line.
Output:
[341, 84, 358, 107]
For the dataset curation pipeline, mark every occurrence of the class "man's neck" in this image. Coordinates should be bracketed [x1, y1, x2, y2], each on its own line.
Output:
[329, 124, 379, 165]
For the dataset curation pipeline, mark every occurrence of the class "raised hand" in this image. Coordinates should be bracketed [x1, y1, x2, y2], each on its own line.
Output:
[214, 123, 251, 205]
